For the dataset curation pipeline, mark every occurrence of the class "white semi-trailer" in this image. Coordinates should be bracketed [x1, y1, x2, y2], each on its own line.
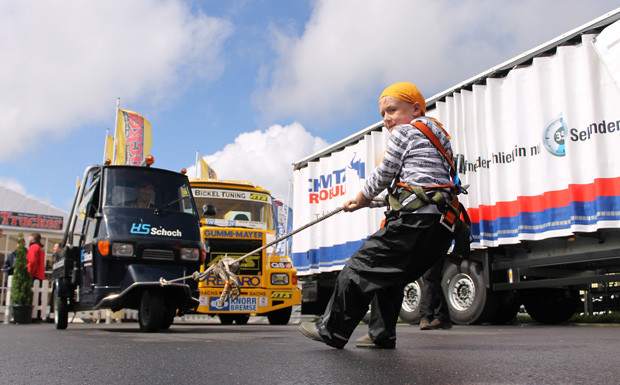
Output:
[292, 9, 620, 324]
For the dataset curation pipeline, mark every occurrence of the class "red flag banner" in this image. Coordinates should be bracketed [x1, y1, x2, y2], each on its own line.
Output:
[116, 109, 152, 165]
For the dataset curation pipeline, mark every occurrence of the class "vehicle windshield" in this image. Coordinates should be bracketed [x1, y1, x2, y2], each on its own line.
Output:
[192, 187, 275, 231]
[103, 167, 197, 215]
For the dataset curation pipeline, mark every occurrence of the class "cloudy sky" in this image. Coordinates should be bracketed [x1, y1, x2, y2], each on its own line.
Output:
[0, 0, 618, 211]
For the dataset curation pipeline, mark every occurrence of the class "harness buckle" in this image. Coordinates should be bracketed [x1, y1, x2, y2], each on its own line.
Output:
[439, 211, 456, 233]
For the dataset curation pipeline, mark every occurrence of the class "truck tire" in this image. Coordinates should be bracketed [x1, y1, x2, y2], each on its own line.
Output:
[54, 290, 69, 330]
[218, 314, 234, 325]
[442, 261, 497, 325]
[267, 306, 292, 325]
[139, 290, 165, 332]
[218, 314, 250, 325]
[399, 280, 423, 324]
[488, 290, 520, 324]
[521, 288, 580, 324]
[160, 307, 176, 330]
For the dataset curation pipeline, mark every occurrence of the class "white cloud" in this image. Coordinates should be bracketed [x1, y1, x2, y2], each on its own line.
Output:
[256, 0, 619, 126]
[0, 178, 27, 195]
[187, 122, 329, 203]
[0, 0, 233, 162]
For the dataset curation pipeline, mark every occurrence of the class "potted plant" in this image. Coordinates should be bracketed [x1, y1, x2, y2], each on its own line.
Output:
[10, 234, 33, 324]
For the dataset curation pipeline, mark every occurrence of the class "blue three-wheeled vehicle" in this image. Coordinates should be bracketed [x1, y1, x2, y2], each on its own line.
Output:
[52, 159, 205, 332]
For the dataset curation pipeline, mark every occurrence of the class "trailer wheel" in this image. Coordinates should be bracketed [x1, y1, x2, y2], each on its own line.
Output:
[234, 315, 250, 325]
[267, 306, 292, 325]
[399, 280, 423, 324]
[488, 290, 520, 324]
[54, 290, 68, 330]
[443, 261, 497, 325]
[521, 288, 579, 324]
[139, 290, 165, 332]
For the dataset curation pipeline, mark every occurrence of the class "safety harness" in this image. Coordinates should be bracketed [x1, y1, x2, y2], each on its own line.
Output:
[386, 121, 472, 258]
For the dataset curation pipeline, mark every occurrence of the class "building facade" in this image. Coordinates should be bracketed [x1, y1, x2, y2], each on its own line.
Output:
[0, 185, 68, 277]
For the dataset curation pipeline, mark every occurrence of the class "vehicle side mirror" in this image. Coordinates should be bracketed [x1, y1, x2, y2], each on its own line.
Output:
[202, 204, 217, 217]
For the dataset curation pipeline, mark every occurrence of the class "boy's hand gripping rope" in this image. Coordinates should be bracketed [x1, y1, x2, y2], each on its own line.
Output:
[159, 205, 346, 306]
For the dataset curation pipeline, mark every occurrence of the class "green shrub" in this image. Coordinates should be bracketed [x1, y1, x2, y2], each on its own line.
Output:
[518, 311, 620, 324]
[10, 234, 33, 306]
[569, 311, 620, 323]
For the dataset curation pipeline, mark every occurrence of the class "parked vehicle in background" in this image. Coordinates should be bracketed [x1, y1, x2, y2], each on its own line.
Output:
[190, 178, 301, 325]
[292, 10, 620, 324]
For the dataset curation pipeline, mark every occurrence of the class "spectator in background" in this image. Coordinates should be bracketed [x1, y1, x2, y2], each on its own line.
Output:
[419, 255, 452, 330]
[1, 229, 16, 276]
[26, 232, 45, 282]
[46, 241, 62, 322]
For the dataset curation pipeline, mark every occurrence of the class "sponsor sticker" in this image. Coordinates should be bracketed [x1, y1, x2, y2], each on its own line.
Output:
[206, 296, 259, 312]
[130, 223, 182, 237]
[270, 262, 292, 268]
[270, 291, 292, 299]
[204, 275, 261, 287]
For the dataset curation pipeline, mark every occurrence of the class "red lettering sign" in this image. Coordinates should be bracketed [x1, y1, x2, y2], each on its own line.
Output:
[0, 211, 64, 230]
[308, 185, 347, 204]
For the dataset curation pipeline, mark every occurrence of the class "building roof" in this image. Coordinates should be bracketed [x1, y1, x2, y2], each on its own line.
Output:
[0, 185, 68, 233]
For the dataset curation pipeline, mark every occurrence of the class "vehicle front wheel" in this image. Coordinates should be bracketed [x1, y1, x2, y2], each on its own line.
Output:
[139, 290, 165, 332]
[160, 307, 176, 330]
[54, 290, 69, 330]
[267, 307, 292, 325]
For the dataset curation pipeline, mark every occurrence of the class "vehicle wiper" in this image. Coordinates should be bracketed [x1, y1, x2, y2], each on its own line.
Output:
[154, 196, 188, 215]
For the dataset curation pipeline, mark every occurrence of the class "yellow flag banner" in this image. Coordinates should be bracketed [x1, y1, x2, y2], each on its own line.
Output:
[76, 177, 85, 218]
[115, 109, 152, 165]
[200, 157, 218, 179]
[105, 134, 114, 163]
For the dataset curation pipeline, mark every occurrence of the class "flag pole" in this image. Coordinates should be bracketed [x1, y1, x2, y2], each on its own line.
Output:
[103, 129, 110, 163]
[112, 98, 120, 165]
[195, 150, 200, 179]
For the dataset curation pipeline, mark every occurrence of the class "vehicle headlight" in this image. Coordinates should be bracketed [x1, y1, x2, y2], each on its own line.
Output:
[181, 247, 200, 261]
[112, 242, 134, 257]
[271, 273, 289, 285]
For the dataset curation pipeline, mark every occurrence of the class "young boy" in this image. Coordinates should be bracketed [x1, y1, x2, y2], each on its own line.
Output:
[299, 82, 456, 349]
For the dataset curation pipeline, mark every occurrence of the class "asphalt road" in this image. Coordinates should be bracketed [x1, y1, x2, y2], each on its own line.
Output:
[1, 320, 619, 384]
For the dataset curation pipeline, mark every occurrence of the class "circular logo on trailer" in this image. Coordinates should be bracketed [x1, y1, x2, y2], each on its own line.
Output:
[542, 117, 566, 157]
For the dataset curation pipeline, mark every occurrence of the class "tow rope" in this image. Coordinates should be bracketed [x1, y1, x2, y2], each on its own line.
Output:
[159, 205, 345, 307]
